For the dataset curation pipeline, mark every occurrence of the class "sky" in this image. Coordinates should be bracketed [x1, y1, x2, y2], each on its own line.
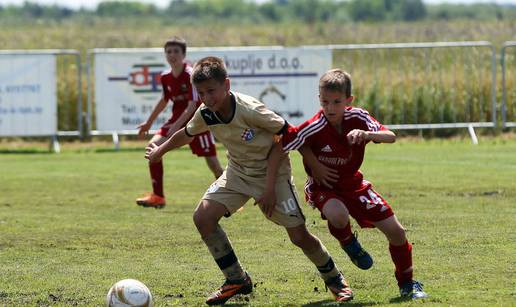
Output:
[0, 0, 515, 10]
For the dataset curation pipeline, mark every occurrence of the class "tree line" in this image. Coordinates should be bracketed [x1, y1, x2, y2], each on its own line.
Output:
[0, 0, 514, 24]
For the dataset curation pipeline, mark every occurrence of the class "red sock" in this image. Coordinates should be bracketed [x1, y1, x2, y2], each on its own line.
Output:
[328, 221, 353, 246]
[389, 240, 413, 287]
[149, 161, 164, 197]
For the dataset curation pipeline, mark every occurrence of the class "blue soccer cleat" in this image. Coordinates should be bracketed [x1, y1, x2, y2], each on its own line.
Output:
[400, 280, 428, 299]
[342, 234, 373, 270]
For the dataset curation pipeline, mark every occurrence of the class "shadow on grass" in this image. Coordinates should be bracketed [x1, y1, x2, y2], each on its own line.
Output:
[389, 296, 414, 304]
[0, 148, 143, 154]
[0, 149, 51, 154]
[93, 147, 144, 153]
[302, 299, 378, 306]
[93, 146, 195, 153]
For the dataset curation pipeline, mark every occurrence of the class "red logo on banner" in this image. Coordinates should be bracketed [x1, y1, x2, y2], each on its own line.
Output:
[128, 64, 166, 94]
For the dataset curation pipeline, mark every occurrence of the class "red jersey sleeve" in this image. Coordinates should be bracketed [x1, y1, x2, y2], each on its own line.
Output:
[344, 107, 386, 132]
[160, 71, 172, 102]
[282, 110, 327, 152]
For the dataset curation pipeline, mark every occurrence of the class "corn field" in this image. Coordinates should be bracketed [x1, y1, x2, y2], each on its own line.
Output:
[2, 20, 514, 132]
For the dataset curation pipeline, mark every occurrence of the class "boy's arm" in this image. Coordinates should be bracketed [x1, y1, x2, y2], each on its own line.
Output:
[145, 128, 193, 162]
[164, 100, 198, 138]
[137, 95, 168, 139]
[347, 129, 396, 145]
[298, 145, 339, 189]
[255, 140, 286, 217]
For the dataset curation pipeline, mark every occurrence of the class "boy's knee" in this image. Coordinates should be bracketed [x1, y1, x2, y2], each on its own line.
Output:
[193, 200, 225, 230]
[389, 226, 407, 245]
[323, 199, 349, 227]
[327, 212, 349, 228]
[193, 205, 210, 227]
[192, 209, 203, 227]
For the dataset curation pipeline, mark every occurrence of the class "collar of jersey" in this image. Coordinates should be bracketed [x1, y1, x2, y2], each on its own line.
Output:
[214, 92, 237, 124]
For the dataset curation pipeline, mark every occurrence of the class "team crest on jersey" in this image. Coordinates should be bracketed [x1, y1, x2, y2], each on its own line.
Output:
[241, 128, 255, 141]
[180, 83, 188, 93]
[318, 194, 326, 203]
[207, 181, 219, 193]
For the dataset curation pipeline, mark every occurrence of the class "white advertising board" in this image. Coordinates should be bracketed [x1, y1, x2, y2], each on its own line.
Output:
[94, 47, 331, 131]
[0, 54, 57, 136]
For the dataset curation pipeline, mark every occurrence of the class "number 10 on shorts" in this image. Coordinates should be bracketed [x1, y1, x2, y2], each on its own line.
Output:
[281, 198, 297, 213]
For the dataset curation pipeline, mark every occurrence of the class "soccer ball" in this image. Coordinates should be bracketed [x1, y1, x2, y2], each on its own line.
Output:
[106, 279, 153, 307]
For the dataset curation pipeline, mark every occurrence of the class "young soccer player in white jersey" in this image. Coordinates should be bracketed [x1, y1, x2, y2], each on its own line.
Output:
[281, 69, 428, 300]
[145, 57, 354, 304]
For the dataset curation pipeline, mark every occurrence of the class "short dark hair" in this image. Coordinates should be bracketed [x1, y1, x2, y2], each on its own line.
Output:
[319, 69, 352, 98]
[163, 36, 187, 54]
[192, 56, 228, 85]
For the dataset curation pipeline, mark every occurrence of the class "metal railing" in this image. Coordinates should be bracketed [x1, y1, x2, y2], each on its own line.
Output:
[4, 41, 516, 150]
[303, 41, 497, 143]
[501, 41, 516, 128]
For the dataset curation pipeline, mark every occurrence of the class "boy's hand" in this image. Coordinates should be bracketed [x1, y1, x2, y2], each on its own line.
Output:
[255, 189, 276, 217]
[347, 129, 369, 145]
[312, 163, 339, 189]
[145, 143, 162, 163]
[137, 122, 151, 139]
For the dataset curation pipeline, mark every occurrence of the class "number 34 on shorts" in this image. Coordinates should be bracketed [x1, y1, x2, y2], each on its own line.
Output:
[359, 189, 389, 212]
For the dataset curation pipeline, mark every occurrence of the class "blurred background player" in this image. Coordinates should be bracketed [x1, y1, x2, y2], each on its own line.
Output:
[282, 69, 428, 299]
[136, 37, 223, 208]
[146, 57, 354, 304]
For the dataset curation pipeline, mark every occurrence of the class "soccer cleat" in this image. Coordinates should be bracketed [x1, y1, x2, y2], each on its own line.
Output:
[325, 273, 354, 302]
[342, 234, 373, 270]
[400, 280, 428, 299]
[205, 273, 253, 305]
[136, 193, 166, 209]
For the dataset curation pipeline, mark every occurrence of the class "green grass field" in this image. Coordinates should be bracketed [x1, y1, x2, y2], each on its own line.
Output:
[0, 138, 515, 306]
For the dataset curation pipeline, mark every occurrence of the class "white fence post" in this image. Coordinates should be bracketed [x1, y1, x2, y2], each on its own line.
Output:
[501, 41, 516, 128]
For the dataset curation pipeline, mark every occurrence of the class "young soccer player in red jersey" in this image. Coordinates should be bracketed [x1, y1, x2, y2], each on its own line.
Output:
[136, 37, 223, 208]
[146, 57, 354, 304]
[282, 69, 428, 299]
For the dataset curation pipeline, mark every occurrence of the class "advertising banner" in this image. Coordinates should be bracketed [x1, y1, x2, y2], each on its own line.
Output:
[0, 54, 57, 136]
[94, 47, 331, 131]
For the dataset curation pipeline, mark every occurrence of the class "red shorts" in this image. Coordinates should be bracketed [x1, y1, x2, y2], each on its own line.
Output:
[157, 123, 216, 157]
[304, 179, 394, 228]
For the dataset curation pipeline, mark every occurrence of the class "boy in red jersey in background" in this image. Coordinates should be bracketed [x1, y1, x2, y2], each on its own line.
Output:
[282, 69, 428, 299]
[136, 37, 223, 208]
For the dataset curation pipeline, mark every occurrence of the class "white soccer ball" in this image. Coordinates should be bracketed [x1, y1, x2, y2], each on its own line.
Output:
[106, 279, 153, 307]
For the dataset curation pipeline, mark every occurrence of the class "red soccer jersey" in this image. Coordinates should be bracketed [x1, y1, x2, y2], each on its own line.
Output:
[283, 107, 386, 193]
[160, 63, 199, 126]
